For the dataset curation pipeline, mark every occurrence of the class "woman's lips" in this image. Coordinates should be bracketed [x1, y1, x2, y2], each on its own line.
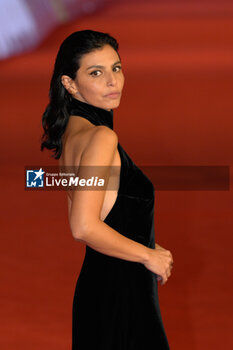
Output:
[104, 92, 120, 98]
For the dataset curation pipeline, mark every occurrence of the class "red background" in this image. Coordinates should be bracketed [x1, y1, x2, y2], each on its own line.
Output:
[0, 1, 232, 349]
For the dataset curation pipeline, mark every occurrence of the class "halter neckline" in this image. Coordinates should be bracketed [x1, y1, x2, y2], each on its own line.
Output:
[69, 97, 114, 130]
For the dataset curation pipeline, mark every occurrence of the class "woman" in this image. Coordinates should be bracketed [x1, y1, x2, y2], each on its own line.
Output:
[41, 29, 173, 350]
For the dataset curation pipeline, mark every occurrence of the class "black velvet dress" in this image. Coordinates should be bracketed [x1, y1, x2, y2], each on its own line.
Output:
[69, 98, 170, 350]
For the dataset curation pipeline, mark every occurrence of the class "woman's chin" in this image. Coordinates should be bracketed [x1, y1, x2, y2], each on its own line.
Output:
[106, 99, 121, 110]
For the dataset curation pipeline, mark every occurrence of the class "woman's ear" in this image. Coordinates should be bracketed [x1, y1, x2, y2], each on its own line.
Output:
[61, 75, 78, 95]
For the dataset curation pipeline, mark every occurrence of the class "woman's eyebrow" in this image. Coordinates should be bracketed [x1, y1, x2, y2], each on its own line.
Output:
[86, 60, 121, 70]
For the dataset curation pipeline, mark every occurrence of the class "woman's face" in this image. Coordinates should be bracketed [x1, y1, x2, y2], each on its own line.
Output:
[70, 44, 124, 111]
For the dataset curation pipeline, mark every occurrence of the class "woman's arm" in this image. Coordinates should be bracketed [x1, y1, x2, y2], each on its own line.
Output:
[76, 216, 151, 264]
[69, 126, 151, 265]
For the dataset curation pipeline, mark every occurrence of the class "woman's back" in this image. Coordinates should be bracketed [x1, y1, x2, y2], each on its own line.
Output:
[59, 112, 121, 222]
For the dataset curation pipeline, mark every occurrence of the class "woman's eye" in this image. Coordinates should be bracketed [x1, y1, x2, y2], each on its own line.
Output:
[90, 66, 122, 77]
[90, 70, 101, 77]
[114, 65, 122, 72]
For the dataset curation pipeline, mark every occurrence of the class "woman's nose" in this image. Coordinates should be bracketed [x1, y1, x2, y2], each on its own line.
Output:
[106, 71, 117, 86]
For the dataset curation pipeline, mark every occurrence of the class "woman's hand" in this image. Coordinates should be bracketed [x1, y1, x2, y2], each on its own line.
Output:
[155, 243, 166, 251]
[144, 245, 174, 285]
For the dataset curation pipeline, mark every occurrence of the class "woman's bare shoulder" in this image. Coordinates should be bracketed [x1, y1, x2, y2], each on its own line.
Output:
[85, 125, 118, 146]
[61, 125, 118, 166]
[72, 123, 117, 143]
[76, 125, 118, 161]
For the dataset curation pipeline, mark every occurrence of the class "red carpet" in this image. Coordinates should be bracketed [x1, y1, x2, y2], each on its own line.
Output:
[0, 1, 232, 349]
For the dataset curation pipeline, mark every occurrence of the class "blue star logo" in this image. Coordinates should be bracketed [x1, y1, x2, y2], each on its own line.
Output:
[26, 168, 45, 188]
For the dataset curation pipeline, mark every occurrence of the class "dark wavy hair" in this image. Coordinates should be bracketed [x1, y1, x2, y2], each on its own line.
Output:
[40, 29, 120, 159]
